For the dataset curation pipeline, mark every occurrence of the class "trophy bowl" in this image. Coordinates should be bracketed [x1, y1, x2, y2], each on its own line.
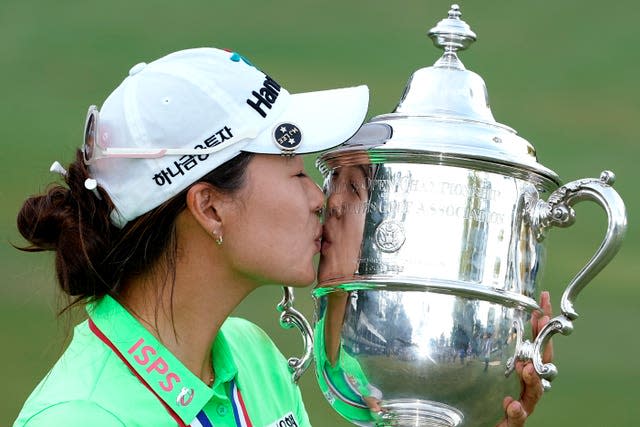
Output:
[277, 5, 627, 426]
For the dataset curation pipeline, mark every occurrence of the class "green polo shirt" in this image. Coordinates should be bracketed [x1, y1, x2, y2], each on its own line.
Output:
[14, 295, 311, 427]
[314, 316, 377, 425]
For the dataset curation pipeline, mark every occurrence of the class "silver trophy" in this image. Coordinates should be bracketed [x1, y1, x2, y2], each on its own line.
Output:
[277, 5, 627, 426]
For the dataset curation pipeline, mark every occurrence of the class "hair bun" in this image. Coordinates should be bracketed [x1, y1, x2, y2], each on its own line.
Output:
[17, 185, 76, 251]
[16, 151, 117, 298]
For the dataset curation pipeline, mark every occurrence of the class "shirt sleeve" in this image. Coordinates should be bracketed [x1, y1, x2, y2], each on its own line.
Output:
[20, 401, 126, 427]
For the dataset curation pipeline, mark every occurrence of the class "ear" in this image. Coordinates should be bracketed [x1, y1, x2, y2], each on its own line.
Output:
[185, 182, 226, 237]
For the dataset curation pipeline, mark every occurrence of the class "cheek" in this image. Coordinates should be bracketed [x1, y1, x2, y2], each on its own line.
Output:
[340, 214, 366, 254]
[224, 196, 317, 285]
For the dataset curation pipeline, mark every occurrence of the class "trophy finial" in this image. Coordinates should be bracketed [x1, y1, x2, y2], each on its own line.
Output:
[428, 4, 477, 66]
[448, 4, 462, 19]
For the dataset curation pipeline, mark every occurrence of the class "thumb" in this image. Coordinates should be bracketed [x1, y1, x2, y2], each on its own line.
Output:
[505, 400, 528, 427]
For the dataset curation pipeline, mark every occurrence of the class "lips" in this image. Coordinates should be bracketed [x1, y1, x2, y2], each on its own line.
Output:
[314, 228, 323, 253]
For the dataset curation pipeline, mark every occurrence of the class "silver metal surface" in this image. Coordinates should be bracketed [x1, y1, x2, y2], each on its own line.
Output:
[309, 163, 625, 426]
[318, 2, 561, 187]
[312, 160, 544, 425]
[314, 289, 524, 427]
[277, 4, 627, 426]
[277, 286, 314, 382]
[517, 171, 627, 390]
[528, 171, 627, 320]
[320, 163, 550, 301]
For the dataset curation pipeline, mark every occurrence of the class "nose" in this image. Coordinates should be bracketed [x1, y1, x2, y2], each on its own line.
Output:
[325, 190, 344, 219]
[309, 180, 324, 215]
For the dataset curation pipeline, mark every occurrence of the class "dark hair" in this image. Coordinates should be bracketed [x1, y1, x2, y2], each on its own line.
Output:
[16, 150, 254, 310]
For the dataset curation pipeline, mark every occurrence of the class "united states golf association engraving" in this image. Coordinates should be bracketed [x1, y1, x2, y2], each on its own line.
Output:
[374, 220, 406, 253]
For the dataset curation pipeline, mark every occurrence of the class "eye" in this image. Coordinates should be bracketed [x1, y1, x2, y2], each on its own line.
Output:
[296, 171, 307, 178]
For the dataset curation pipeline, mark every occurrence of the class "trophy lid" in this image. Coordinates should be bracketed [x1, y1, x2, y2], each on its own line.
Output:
[320, 4, 560, 188]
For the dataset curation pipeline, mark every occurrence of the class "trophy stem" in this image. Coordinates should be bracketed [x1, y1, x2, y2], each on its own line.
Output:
[377, 399, 464, 427]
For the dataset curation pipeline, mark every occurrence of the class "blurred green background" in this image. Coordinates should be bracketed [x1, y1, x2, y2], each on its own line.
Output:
[1, 0, 637, 426]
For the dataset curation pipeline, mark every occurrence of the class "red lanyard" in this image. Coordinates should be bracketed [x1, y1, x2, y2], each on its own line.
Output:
[88, 318, 253, 427]
[89, 318, 191, 427]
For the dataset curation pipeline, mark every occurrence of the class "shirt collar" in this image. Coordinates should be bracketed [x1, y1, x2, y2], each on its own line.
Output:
[210, 322, 238, 398]
[88, 295, 237, 424]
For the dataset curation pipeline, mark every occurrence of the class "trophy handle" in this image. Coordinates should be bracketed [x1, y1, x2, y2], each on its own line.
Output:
[276, 286, 314, 383]
[525, 170, 627, 387]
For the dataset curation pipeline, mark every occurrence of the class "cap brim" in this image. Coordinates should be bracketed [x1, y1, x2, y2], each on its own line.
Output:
[242, 85, 369, 155]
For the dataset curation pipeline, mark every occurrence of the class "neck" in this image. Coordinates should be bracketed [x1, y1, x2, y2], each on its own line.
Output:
[119, 221, 256, 386]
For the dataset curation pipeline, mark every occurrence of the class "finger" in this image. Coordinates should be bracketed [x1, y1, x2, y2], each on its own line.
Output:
[540, 316, 554, 363]
[537, 291, 554, 363]
[364, 396, 381, 413]
[531, 309, 541, 337]
[540, 291, 552, 317]
[503, 396, 516, 411]
[532, 291, 552, 337]
[495, 397, 516, 427]
[519, 363, 544, 415]
[505, 400, 527, 427]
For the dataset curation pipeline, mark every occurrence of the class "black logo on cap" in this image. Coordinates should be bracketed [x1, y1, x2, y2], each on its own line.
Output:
[247, 75, 281, 118]
[273, 123, 302, 154]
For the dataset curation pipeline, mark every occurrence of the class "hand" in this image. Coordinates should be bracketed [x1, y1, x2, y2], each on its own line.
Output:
[363, 395, 382, 413]
[496, 291, 554, 427]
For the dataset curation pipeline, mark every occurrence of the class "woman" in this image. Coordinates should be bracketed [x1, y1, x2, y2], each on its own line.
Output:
[14, 47, 369, 427]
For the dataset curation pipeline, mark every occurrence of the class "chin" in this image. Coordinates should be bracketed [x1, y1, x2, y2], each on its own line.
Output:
[316, 270, 328, 285]
[317, 259, 344, 285]
[285, 267, 317, 287]
[287, 282, 313, 289]
[317, 261, 334, 284]
[286, 279, 315, 288]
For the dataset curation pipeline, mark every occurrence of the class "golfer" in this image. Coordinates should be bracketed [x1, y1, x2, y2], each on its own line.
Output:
[13, 47, 368, 426]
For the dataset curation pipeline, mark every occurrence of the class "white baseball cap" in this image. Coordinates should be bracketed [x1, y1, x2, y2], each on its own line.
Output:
[82, 47, 369, 227]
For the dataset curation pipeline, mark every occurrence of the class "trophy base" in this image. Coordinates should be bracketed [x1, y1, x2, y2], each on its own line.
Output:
[377, 399, 464, 427]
